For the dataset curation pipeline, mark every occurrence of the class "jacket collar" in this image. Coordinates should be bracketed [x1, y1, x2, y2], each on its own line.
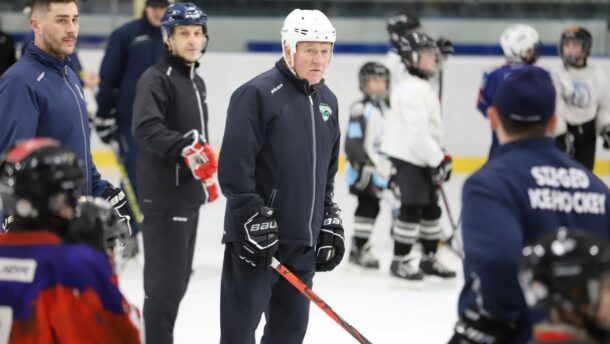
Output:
[494, 136, 556, 158]
[275, 58, 325, 96]
[25, 43, 72, 74]
[165, 54, 200, 79]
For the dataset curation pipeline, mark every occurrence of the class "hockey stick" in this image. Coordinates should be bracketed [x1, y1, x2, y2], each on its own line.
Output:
[109, 141, 143, 224]
[270, 257, 373, 344]
[438, 184, 464, 259]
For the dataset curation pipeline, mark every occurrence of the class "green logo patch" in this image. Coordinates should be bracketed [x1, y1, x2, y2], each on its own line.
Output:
[319, 103, 332, 122]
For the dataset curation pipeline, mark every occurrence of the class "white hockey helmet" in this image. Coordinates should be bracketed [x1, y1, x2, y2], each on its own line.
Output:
[280, 9, 336, 63]
[500, 24, 541, 64]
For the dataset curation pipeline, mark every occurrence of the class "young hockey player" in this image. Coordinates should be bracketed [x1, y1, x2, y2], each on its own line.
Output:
[553, 27, 610, 170]
[345, 61, 391, 269]
[379, 32, 456, 281]
[384, 13, 422, 90]
[131, 3, 216, 343]
[477, 23, 542, 157]
[0, 138, 140, 343]
[450, 67, 610, 344]
[519, 229, 610, 344]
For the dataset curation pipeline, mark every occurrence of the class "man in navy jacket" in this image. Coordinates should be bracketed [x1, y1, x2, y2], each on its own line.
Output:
[218, 9, 343, 343]
[0, 0, 132, 233]
[449, 67, 610, 343]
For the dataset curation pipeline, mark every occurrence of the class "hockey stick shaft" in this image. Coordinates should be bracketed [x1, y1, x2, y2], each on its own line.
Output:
[438, 184, 459, 231]
[270, 257, 372, 344]
[110, 142, 143, 224]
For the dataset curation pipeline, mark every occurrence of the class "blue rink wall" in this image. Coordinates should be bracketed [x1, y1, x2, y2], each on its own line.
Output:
[78, 50, 610, 175]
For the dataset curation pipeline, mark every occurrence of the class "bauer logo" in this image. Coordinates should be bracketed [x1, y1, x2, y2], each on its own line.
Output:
[319, 103, 332, 122]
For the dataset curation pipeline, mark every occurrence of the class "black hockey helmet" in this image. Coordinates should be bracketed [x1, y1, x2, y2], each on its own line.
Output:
[358, 62, 390, 94]
[0, 138, 85, 233]
[65, 197, 131, 252]
[396, 32, 438, 77]
[559, 26, 592, 68]
[386, 13, 421, 49]
[519, 228, 610, 320]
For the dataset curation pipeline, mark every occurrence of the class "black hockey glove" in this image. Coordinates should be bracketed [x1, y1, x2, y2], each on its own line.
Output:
[448, 305, 516, 344]
[238, 207, 279, 268]
[431, 154, 453, 185]
[102, 186, 134, 237]
[1, 215, 13, 233]
[601, 126, 610, 150]
[556, 132, 576, 156]
[437, 37, 454, 57]
[316, 205, 345, 272]
[94, 108, 118, 144]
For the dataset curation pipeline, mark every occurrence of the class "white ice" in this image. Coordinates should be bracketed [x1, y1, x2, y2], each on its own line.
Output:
[104, 168, 467, 344]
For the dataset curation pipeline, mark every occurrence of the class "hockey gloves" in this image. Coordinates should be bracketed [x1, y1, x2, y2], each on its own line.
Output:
[181, 129, 217, 181]
[102, 186, 134, 237]
[94, 108, 119, 144]
[431, 154, 453, 185]
[316, 205, 345, 272]
[449, 305, 516, 344]
[238, 207, 279, 268]
[204, 179, 219, 203]
[602, 126, 610, 149]
[437, 37, 454, 57]
[556, 132, 576, 156]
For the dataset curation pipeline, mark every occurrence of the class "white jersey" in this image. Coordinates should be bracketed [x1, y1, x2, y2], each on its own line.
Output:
[552, 64, 610, 134]
[380, 76, 444, 168]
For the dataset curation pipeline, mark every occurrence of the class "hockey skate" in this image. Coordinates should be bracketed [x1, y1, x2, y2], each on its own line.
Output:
[390, 255, 424, 281]
[419, 253, 456, 278]
[349, 242, 380, 269]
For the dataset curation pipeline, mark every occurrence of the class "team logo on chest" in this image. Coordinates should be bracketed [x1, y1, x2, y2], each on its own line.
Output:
[319, 103, 332, 122]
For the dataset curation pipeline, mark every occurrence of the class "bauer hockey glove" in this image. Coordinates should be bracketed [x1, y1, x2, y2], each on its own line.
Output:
[601, 126, 610, 150]
[556, 132, 576, 156]
[102, 186, 134, 237]
[431, 154, 453, 185]
[316, 205, 345, 272]
[181, 129, 217, 181]
[238, 206, 279, 268]
[448, 305, 516, 344]
[94, 108, 119, 144]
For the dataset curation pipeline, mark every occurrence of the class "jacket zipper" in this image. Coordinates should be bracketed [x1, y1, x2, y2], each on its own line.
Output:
[307, 94, 316, 246]
[190, 66, 206, 140]
[175, 163, 181, 187]
[63, 65, 90, 194]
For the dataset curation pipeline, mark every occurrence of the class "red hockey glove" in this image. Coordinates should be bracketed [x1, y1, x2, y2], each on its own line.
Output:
[181, 130, 217, 181]
[204, 179, 219, 203]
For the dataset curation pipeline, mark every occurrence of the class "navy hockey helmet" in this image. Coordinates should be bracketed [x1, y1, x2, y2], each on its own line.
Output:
[161, 2, 209, 52]
[560, 26, 592, 68]
[519, 228, 610, 311]
[65, 197, 131, 252]
[386, 13, 421, 49]
[358, 62, 390, 94]
[396, 32, 438, 76]
[0, 138, 85, 233]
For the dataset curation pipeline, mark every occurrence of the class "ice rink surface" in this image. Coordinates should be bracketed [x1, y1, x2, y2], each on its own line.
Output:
[104, 169, 465, 344]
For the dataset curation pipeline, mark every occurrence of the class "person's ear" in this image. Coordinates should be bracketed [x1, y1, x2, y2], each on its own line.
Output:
[547, 114, 557, 135]
[487, 106, 500, 132]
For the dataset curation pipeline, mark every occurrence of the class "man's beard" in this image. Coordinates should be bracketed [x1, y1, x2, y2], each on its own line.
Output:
[43, 34, 75, 59]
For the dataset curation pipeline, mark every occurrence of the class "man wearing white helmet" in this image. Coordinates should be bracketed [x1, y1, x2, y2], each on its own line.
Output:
[218, 8, 342, 343]
[476, 23, 545, 157]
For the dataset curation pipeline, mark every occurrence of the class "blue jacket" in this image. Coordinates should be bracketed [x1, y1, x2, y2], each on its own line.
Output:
[96, 18, 164, 124]
[21, 32, 83, 84]
[0, 44, 109, 197]
[459, 137, 610, 343]
[218, 59, 341, 246]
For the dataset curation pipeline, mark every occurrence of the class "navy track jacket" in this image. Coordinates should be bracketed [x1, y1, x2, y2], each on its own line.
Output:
[459, 137, 610, 343]
[0, 44, 109, 197]
[219, 59, 340, 246]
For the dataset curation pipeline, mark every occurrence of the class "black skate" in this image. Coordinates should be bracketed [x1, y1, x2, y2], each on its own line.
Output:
[419, 254, 456, 278]
[349, 242, 380, 269]
[390, 255, 424, 281]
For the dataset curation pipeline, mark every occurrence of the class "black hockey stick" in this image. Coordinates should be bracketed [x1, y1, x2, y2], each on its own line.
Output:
[438, 184, 464, 259]
[270, 257, 373, 344]
[109, 141, 143, 224]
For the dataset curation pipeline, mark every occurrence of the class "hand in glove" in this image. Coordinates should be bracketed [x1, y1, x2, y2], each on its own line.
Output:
[437, 37, 454, 57]
[181, 129, 217, 181]
[431, 154, 453, 185]
[102, 186, 134, 236]
[449, 305, 516, 344]
[316, 205, 345, 272]
[94, 108, 118, 144]
[238, 207, 279, 268]
[204, 179, 219, 203]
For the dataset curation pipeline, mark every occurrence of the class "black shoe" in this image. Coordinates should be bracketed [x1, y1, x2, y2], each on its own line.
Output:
[349, 243, 380, 269]
[390, 255, 424, 281]
[419, 254, 456, 278]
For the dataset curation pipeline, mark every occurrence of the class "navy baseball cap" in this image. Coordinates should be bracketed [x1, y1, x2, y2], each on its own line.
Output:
[493, 66, 555, 123]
